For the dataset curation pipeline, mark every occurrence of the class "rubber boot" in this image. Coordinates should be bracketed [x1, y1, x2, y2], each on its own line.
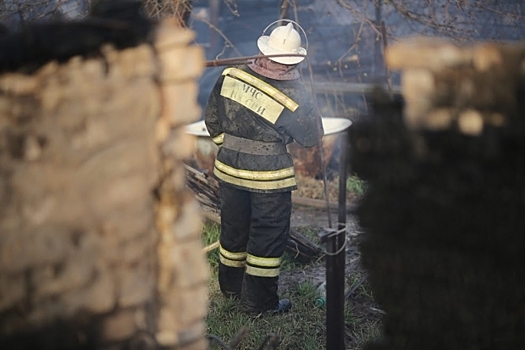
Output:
[218, 262, 244, 299]
[241, 274, 287, 315]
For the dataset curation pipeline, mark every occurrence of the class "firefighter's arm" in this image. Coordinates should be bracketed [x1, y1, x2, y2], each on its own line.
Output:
[277, 100, 324, 148]
[204, 78, 224, 147]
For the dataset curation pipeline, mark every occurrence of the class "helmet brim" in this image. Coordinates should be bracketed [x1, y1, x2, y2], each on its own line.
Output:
[257, 36, 307, 65]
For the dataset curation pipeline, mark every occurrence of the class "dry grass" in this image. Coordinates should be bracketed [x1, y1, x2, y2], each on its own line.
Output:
[294, 174, 365, 203]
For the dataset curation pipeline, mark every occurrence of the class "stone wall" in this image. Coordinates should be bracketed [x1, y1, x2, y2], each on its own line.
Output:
[351, 38, 525, 350]
[0, 19, 208, 349]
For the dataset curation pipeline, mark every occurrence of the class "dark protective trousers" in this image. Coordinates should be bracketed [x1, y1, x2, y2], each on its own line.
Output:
[218, 183, 292, 312]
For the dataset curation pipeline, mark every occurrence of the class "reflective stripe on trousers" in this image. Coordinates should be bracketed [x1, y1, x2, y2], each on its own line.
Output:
[218, 183, 292, 311]
[219, 245, 246, 268]
[219, 246, 280, 277]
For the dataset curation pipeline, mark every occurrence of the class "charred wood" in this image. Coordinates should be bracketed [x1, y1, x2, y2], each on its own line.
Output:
[353, 39, 525, 350]
[184, 164, 220, 214]
[0, 0, 155, 75]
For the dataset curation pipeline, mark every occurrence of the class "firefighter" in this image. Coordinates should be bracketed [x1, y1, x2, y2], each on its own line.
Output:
[204, 20, 323, 315]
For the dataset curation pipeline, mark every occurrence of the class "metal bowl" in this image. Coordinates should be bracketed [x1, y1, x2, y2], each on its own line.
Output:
[185, 117, 352, 177]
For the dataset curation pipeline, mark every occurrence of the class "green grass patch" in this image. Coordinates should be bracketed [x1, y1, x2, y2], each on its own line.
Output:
[202, 222, 220, 272]
[346, 174, 367, 196]
[202, 222, 382, 349]
[206, 279, 327, 350]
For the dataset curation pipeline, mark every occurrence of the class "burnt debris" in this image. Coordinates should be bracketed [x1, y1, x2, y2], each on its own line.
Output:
[350, 58, 525, 349]
[0, 0, 155, 75]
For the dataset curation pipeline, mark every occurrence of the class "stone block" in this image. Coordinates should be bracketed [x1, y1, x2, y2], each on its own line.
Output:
[0, 273, 26, 312]
[78, 143, 158, 219]
[177, 321, 207, 349]
[155, 307, 179, 346]
[169, 239, 210, 288]
[385, 37, 471, 71]
[158, 46, 204, 82]
[174, 284, 209, 325]
[102, 45, 157, 79]
[0, 73, 39, 95]
[162, 127, 197, 162]
[101, 309, 139, 342]
[154, 20, 196, 52]
[94, 207, 156, 255]
[160, 81, 202, 126]
[156, 311, 206, 349]
[178, 338, 208, 350]
[402, 68, 435, 129]
[61, 266, 116, 314]
[67, 89, 157, 153]
[118, 227, 156, 263]
[116, 260, 155, 308]
[171, 193, 202, 242]
[32, 251, 95, 300]
[0, 227, 71, 273]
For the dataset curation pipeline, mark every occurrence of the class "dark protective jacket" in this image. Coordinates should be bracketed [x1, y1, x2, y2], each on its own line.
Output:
[204, 64, 324, 193]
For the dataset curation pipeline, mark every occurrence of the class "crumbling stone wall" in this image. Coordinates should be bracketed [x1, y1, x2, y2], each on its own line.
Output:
[351, 38, 525, 350]
[0, 19, 208, 350]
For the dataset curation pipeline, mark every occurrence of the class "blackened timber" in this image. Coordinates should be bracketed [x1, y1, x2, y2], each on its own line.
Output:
[0, 0, 154, 74]
[286, 229, 323, 264]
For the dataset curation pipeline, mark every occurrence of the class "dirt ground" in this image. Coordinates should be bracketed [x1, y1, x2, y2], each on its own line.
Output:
[279, 182, 384, 347]
[279, 174, 371, 291]
[284, 198, 372, 292]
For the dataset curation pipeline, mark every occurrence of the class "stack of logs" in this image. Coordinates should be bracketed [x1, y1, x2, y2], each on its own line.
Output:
[351, 37, 525, 350]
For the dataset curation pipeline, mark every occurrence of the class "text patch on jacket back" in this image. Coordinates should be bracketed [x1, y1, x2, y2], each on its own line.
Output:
[220, 75, 285, 124]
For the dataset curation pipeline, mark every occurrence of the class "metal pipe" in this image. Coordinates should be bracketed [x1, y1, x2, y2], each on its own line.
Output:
[205, 53, 307, 67]
[326, 127, 348, 350]
[304, 53, 334, 230]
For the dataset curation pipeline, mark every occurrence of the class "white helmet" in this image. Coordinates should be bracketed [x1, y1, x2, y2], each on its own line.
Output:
[257, 20, 308, 65]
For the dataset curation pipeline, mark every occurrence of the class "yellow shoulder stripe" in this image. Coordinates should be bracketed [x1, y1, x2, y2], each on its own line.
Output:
[212, 133, 224, 145]
[222, 68, 298, 112]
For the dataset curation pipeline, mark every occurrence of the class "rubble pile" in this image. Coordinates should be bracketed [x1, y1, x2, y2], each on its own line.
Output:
[0, 16, 208, 350]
